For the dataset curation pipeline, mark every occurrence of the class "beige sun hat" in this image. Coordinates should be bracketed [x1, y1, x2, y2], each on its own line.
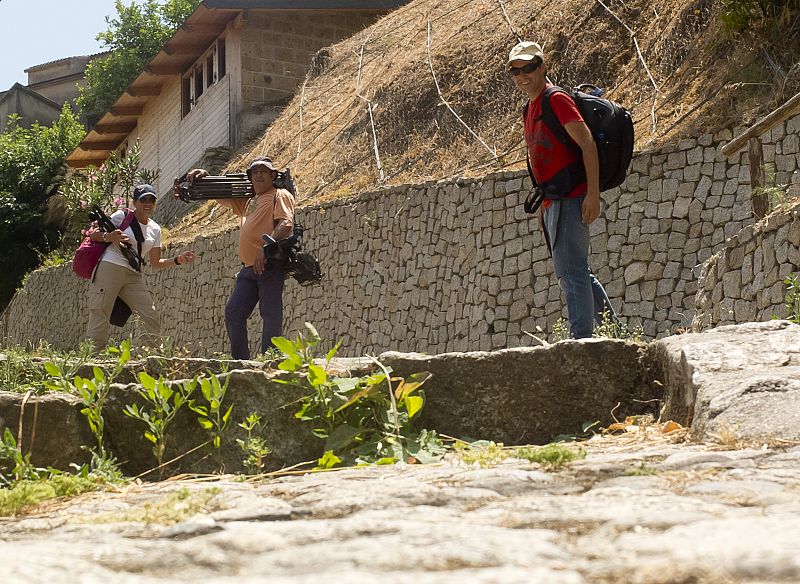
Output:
[508, 41, 544, 63]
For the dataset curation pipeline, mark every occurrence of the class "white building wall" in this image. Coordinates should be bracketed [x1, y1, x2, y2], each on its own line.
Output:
[121, 68, 231, 198]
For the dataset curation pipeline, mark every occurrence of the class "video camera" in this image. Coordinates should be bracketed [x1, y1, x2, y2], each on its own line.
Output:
[262, 224, 322, 286]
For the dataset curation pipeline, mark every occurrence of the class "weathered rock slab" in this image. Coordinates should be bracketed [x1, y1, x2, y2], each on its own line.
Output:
[380, 340, 661, 445]
[653, 320, 800, 442]
[2, 440, 800, 583]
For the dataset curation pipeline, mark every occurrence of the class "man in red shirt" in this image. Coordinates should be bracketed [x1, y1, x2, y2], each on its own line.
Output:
[509, 41, 615, 338]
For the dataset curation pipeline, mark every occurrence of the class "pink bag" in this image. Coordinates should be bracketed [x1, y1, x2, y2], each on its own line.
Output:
[72, 210, 135, 280]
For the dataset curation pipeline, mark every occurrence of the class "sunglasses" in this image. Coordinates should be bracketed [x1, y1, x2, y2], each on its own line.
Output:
[508, 61, 543, 76]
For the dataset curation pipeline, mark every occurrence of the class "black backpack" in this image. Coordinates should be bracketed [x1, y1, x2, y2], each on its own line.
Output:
[523, 85, 634, 214]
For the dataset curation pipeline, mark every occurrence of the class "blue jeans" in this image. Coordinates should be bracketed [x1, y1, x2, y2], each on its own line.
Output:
[543, 197, 615, 339]
[225, 266, 285, 359]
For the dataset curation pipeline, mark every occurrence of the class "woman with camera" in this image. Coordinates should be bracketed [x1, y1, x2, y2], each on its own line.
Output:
[86, 184, 196, 349]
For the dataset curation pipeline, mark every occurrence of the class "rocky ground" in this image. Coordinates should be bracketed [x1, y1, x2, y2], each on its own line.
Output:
[1, 429, 799, 583]
[1, 320, 799, 583]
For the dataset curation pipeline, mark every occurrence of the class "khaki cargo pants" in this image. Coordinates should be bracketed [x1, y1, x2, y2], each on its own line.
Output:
[86, 261, 161, 348]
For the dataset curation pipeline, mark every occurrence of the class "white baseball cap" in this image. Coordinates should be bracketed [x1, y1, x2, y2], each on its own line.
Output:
[508, 41, 544, 63]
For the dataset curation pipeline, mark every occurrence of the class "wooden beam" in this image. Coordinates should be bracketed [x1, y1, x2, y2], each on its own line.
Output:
[164, 43, 211, 55]
[126, 85, 161, 97]
[93, 122, 137, 134]
[180, 24, 226, 35]
[748, 137, 768, 220]
[722, 90, 800, 158]
[109, 105, 144, 117]
[78, 141, 119, 151]
[146, 63, 186, 76]
[67, 158, 108, 169]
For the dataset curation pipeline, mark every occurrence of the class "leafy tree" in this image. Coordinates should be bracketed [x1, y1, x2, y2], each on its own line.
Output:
[0, 106, 84, 308]
[78, 0, 201, 119]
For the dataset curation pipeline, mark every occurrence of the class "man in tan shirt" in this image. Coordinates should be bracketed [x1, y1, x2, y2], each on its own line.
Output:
[188, 156, 295, 359]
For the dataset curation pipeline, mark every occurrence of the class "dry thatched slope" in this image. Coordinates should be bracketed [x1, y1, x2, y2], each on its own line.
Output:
[170, 0, 796, 237]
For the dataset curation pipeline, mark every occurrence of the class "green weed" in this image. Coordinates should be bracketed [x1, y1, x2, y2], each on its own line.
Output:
[236, 413, 271, 475]
[188, 373, 234, 471]
[0, 475, 102, 517]
[0, 431, 122, 517]
[625, 463, 658, 476]
[593, 311, 643, 340]
[274, 323, 445, 468]
[44, 340, 131, 462]
[549, 318, 570, 342]
[452, 440, 509, 468]
[514, 443, 587, 471]
[87, 487, 221, 525]
[0, 341, 94, 394]
[124, 374, 197, 478]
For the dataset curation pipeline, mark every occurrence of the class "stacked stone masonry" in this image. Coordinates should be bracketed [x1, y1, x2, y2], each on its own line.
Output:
[2, 115, 799, 355]
[693, 198, 800, 329]
[240, 12, 378, 109]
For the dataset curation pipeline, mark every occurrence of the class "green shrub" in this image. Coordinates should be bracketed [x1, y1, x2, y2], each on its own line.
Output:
[0, 107, 83, 308]
[274, 323, 445, 468]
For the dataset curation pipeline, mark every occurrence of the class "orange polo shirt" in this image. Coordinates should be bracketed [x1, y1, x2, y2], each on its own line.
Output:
[218, 188, 295, 266]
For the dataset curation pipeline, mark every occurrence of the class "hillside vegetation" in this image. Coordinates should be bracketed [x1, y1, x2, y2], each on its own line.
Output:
[170, 0, 799, 237]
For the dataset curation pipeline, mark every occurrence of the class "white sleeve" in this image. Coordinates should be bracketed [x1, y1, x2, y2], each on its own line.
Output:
[110, 210, 126, 228]
[151, 222, 162, 249]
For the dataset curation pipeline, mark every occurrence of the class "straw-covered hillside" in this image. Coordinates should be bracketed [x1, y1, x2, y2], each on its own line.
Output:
[169, 0, 799, 238]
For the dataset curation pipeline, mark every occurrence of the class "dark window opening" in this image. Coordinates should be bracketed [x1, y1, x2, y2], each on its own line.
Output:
[206, 51, 216, 87]
[218, 39, 226, 79]
[181, 35, 225, 118]
[182, 77, 191, 116]
[194, 66, 204, 99]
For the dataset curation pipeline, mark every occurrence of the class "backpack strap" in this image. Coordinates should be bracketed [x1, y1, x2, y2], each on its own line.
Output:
[539, 86, 580, 152]
[119, 209, 136, 231]
[522, 102, 544, 214]
[127, 216, 146, 272]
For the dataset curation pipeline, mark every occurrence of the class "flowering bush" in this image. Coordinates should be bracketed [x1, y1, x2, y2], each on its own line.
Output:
[56, 140, 159, 248]
[59, 140, 158, 217]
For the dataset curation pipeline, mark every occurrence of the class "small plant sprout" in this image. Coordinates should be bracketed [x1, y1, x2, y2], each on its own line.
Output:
[189, 373, 234, 471]
[124, 374, 197, 478]
[236, 412, 271, 475]
[514, 443, 587, 471]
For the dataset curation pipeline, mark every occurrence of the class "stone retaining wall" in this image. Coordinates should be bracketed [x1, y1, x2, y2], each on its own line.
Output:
[3, 114, 800, 356]
[693, 198, 800, 329]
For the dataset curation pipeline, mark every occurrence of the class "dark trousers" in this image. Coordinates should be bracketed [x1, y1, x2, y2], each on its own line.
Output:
[225, 266, 285, 359]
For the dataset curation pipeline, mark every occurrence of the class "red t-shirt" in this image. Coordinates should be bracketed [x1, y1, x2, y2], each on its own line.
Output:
[524, 84, 586, 207]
